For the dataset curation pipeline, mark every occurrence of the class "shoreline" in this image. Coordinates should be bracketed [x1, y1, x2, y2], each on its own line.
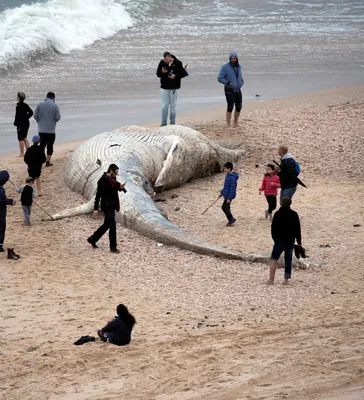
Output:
[1, 82, 363, 161]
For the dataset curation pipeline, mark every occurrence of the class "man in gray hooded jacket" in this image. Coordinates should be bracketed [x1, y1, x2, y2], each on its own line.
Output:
[34, 92, 61, 167]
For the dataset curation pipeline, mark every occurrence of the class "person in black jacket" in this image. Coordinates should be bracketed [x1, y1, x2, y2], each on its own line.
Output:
[97, 303, 136, 346]
[14, 92, 33, 158]
[275, 145, 298, 205]
[24, 135, 47, 196]
[87, 164, 126, 253]
[0, 170, 16, 253]
[267, 196, 303, 285]
[156, 52, 187, 126]
[16, 177, 35, 225]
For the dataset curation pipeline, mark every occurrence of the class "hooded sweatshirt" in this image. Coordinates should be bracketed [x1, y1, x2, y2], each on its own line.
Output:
[278, 152, 297, 190]
[34, 97, 61, 134]
[0, 170, 14, 217]
[156, 55, 186, 90]
[217, 52, 244, 90]
[221, 171, 239, 200]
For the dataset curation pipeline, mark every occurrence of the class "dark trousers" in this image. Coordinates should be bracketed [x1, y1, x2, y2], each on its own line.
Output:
[39, 133, 56, 156]
[0, 216, 6, 248]
[222, 199, 233, 221]
[90, 209, 117, 249]
[225, 87, 242, 113]
[271, 242, 294, 280]
[265, 195, 277, 214]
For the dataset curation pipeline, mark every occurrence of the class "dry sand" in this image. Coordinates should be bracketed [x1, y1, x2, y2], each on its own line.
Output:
[0, 84, 364, 400]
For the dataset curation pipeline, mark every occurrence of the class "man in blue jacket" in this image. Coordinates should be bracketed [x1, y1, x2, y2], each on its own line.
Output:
[217, 52, 244, 128]
[0, 170, 16, 252]
[34, 92, 61, 167]
[219, 162, 239, 226]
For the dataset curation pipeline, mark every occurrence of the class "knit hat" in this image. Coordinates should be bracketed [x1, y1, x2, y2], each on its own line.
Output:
[32, 135, 40, 144]
[26, 176, 34, 183]
[17, 92, 26, 101]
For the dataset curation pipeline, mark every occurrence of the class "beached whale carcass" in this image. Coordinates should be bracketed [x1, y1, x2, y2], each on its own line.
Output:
[51, 125, 315, 268]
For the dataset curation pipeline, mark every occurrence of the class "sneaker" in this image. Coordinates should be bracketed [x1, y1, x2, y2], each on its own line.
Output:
[87, 237, 98, 248]
[97, 329, 107, 342]
[226, 218, 236, 226]
[170, 122, 175, 125]
[264, 210, 269, 219]
[159, 123, 167, 127]
[110, 248, 120, 254]
[46, 161, 53, 167]
[7, 248, 19, 260]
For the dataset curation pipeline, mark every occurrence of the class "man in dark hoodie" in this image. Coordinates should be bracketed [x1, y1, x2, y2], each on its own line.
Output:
[275, 145, 298, 205]
[24, 135, 46, 196]
[87, 164, 126, 253]
[267, 196, 302, 285]
[219, 162, 239, 226]
[34, 92, 61, 167]
[0, 170, 16, 252]
[156, 52, 187, 126]
[218, 51, 244, 128]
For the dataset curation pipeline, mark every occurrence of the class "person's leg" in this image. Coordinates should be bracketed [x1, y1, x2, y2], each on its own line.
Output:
[24, 137, 29, 150]
[233, 90, 243, 128]
[224, 88, 234, 127]
[266, 195, 276, 220]
[222, 199, 234, 223]
[46, 134, 56, 166]
[18, 140, 25, 157]
[90, 212, 110, 244]
[283, 244, 294, 283]
[169, 89, 178, 125]
[22, 206, 30, 225]
[35, 177, 42, 196]
[161, 89, 169, 126]
[39, 133, 47, 154]
[267, 242, 283, 284]
[0, 217, 6, 251]
[105, 210, 117, 251]
[281, 187, 296, 203]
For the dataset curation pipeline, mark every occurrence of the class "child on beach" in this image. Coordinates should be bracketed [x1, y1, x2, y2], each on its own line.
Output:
[97, 304, 136, 346]
[16, 177, 35, 226]
[259, 164, 281, 221]
[0, 170, 16, 252]
[219, 162, 239, 226]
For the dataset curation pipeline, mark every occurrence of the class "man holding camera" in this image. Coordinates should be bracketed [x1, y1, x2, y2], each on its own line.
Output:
[156, 52, 187, 127]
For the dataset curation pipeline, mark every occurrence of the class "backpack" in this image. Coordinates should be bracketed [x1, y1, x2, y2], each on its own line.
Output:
[294, 159, 300, 175]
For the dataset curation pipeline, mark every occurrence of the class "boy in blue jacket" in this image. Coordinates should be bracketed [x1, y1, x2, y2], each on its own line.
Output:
[217, 51, 244, 128]
[219, 162, 239, 226]
[0, 170, 16, 252]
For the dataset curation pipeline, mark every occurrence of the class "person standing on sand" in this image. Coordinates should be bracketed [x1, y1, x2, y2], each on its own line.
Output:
[87, 164, 127, 253]
[259, 164, 281, 221]
[156, 52, 187, 127]
[14, 92, 33, 158]
[34, 92, 61, 167]
[275, 145, 298, 205]
[0, 170, 16, 253]
[24, 135, 46, 196]
[267, 197, 302, 285]
[219, 162, 239, 226]
[217, 51, 244, 128]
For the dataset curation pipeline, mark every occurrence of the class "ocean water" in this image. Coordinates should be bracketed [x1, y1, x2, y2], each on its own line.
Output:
[0, 0, 363, 153]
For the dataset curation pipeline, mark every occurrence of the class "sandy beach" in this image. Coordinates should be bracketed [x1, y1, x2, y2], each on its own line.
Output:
[1, 84, 364, 399]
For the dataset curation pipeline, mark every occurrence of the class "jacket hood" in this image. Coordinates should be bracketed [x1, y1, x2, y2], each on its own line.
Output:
[229, 51, 239, 63]
[0, 170, 10, 185]
[231, 171, 239, 180]
[282, 152, 293, 160]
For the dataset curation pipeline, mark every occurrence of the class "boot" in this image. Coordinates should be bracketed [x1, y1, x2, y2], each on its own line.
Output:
[12, 249, 21, 258]
[7, 248, 19, 260]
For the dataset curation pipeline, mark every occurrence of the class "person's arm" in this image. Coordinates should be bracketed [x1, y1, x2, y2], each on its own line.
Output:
[41, 150, 46, 164]
[0, 188, 15, 206]
[15, 185, 23, 194]
[33, 105, 39, 122]
[156, 60, 166, 78]
[217, 65, 228, 85]
[274, 176, 281, 188]
[55, 105, 61, 122]
[94, 181, 102, 211]
[227, 176, 236, 201]
[271, 213, 279, 241]
[173, 60, 184, 80]
[259, 177, 266, 192]
[27, 104, 33, 119]
[101, 318, 119, 333]
[14, 105, 19, 126]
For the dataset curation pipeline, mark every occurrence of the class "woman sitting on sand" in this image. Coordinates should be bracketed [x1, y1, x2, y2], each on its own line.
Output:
[97, 304, 136, 346]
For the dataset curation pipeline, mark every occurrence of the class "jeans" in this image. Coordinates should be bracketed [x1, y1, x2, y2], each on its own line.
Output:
[271, 242, 294, 279]
[222, 199, 233, 221]
[161, 89, 179, 125]
[265, 195, 277, 214]
[280, 187, 297, 205]
[22, 205, 31, 225]
[90, 209, 117, 250]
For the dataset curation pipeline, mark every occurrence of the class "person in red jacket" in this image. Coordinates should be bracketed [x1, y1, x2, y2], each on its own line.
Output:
[259, 164, 280, 221]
